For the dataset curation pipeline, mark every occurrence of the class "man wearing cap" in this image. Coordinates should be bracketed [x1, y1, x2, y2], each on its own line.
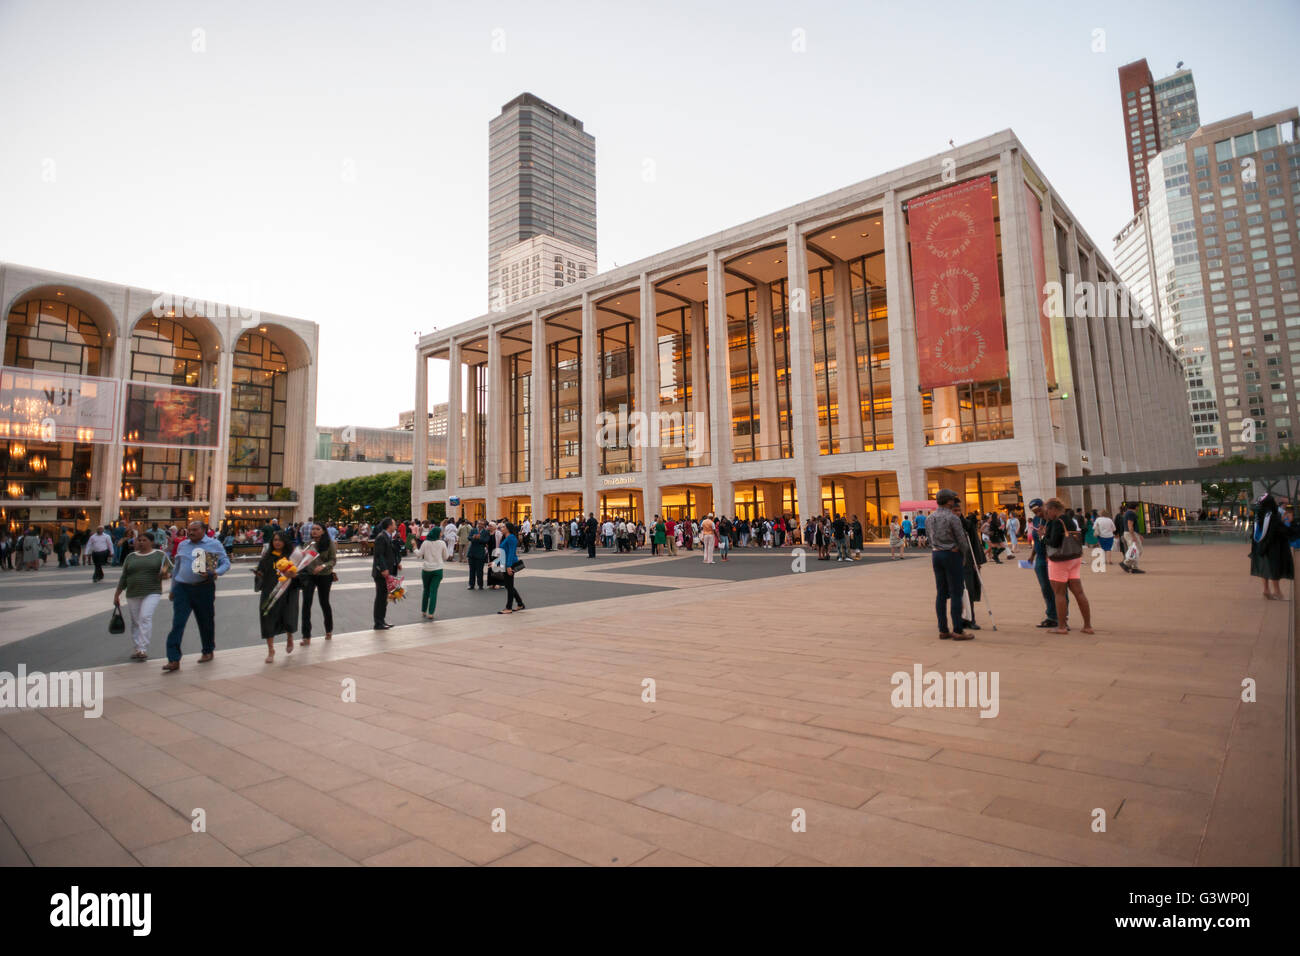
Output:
[929, 490, 973, 640]
[1028, 499, 1059, 628]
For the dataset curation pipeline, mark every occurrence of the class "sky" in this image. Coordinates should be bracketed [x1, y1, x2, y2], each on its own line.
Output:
[2, 0, 1298, 428]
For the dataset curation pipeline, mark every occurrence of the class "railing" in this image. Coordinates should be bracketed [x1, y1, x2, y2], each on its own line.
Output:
[599, 459, 640, 476]
[426, 474, 446, 491]
[659, 452, 711, 470]
[1, 479, 94, 500]
[499, 470, 529, 484]
[732, 442, 794, 464]
[922, 422, 1014, 445]
[545, 466, 582, 480]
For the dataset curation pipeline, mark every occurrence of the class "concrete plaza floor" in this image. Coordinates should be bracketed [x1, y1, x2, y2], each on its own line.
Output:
[0, 540, 1291, 866]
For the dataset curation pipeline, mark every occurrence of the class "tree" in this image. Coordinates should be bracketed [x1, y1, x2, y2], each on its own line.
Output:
[313, 469, 446, 523]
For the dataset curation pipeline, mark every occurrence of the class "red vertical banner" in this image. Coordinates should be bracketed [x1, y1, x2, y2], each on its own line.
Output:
[908, 176, 1008, 389]
[1022, 182, 1056, 386]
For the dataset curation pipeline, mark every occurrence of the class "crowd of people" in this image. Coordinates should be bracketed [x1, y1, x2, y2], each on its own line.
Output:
[5, 487, 1293, 674]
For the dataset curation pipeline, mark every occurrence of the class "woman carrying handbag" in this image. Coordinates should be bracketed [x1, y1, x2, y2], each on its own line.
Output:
[1043, 500, 1093, 635]
[497, 522, 526, 614]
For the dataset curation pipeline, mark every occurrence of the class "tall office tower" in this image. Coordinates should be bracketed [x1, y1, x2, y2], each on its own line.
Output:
[488, 93, 596, 307]
[1119, 60, 1203, 212]
[1116, 108, 1300, 460]
[1155, 68, 1200, 148]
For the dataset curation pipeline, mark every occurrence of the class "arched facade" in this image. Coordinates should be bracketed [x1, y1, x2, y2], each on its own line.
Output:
[0, 264, 319, 535]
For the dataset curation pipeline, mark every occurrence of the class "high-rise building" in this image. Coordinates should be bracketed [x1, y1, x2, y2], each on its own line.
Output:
[1155, 68, 1200, 148]
[1119, 59, 1161, 212]
[492, 235, 593, 310]
[1118, 59, 1202, 212]
[1116, 108, 1300, 460]
[488, 93, 596, 307]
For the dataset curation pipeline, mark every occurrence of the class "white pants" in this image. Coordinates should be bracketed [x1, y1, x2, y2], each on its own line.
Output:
[127, 593, 160, 653]
[702, 536, 714, 563]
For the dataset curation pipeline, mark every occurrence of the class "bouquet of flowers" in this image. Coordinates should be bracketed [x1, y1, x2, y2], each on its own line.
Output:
[260, 547, 318, 616]
[386, 574, 406, 602]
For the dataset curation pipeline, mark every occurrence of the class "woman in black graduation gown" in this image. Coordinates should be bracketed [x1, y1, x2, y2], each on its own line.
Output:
[1249, 494, 1294, 600]
[256, 530, 302, 662]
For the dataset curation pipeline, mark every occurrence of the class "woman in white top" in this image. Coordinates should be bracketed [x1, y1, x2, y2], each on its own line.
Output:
[1092, 511, 1117, 565]
[416, 532, 450, 620]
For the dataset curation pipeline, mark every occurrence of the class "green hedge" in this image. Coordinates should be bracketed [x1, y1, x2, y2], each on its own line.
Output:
[314, 470, 445, 523]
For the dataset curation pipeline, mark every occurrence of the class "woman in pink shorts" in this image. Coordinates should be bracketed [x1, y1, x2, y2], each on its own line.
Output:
[1043, 499, 1093, 634]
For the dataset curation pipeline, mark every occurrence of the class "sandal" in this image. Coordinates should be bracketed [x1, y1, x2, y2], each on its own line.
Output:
[498, 609, 513, 614]
[130, 651, 147, 660]
[286, 636, 294, 654]
[265, 651, 275, 663]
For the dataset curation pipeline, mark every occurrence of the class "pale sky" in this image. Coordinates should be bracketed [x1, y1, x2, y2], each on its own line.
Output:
[2, 0, 1297, 428]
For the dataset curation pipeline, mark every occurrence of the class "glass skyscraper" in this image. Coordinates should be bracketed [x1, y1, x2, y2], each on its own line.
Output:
[488, 93, 596, 305]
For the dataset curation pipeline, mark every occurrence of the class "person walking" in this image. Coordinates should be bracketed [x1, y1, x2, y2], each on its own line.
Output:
[371, 517, 399, 630]
[113, 529, 170, 661]
[888, 517, 903, 559]
[161, 521, 230, 672]
[467, 520, 490, 590]
[1250, 494, 1295, 600]
[457, 517, 472, 563]
[1043, 499, 1093, 634]
[416, 522, 450, 620]
[700, 515, 715, 564]
[256, 531, 302, 662]
[1092, 510, 1117, 566]
[832, 513, 849, 562]
[86, 525, 113, 581]
[930, 490, 972, 640]
[300, 523, 336, 644]
[497, 522, 526, 614]
[1119, 502, 1145, 574]
[718, 515, 732, 561]
[19, 527, 41, 571]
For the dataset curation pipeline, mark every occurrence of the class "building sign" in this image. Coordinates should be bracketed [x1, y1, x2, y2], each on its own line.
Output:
[601, 475, 636, 487]
[0, 366, 119, 444]
[906, 176, 1008, 389]
[122, 382, 222, 450]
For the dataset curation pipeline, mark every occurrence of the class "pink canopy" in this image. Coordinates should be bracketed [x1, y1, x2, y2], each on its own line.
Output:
[899, 500, 939, 512]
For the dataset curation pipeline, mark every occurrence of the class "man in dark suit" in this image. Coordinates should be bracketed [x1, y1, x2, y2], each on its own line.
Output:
[466, 520, 490, 590]
[372, 517, 397, 629]
[585, 513, 598, 559]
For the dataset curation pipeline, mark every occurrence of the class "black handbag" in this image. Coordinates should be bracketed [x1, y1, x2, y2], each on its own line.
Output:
[109, 606, 125, 634]
[510, 559, 525, 572]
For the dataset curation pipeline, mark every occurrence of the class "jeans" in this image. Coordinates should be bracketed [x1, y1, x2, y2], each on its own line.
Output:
[932, 549, 965, 634]
[373, 573, 388, 626]
[836, 538, 849, 560]
[1034, 556, 1058, 623]
[421, 568, 443, 615]
[165, 579, 216, 662]
[126, 593, 160, 653]
[302, 575, 334, 637]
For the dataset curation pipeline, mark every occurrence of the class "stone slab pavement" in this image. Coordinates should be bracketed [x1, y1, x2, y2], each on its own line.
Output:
[0, 540, 1291, 866]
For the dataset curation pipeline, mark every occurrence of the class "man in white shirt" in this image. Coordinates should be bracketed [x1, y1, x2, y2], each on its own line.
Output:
[602, 519, 614, 548]
[86, 526, 114, 582]
[520, 517, 532, 553]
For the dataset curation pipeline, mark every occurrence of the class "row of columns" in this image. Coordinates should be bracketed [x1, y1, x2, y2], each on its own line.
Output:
[416, 155, 1198, 520]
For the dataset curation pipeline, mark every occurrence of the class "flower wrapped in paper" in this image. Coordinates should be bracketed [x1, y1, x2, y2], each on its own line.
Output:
[386, 574, 406, 603]
[260, 547, 317, 616]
